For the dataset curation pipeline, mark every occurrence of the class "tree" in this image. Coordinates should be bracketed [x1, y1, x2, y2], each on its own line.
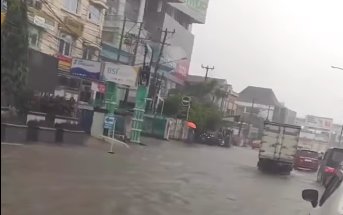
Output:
[162, 94, 182, 116]
[1, 0, 29, 106]
[164, 80, 223, 132]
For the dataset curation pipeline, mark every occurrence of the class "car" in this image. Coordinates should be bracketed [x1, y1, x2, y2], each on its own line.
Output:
[294, 149, 319, 171]
[317, 148, 343, 186]
[199, 131, 225, 146]
[301, 164, 343, 215]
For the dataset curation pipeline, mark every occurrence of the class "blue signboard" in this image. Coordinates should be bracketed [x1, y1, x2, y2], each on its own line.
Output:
[104, 114, 115, 129]
[70, 58, 101, 80]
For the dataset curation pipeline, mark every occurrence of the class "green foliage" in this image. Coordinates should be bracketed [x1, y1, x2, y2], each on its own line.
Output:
[189, 101, 222, 132]
[1, 0, 29, 105]
[164, 80, 223, 131]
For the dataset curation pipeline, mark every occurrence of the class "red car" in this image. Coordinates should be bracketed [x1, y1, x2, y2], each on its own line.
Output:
[294, 149, 319, 171]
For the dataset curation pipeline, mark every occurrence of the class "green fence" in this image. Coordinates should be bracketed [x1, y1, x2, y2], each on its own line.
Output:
[142, 115, 168, 139]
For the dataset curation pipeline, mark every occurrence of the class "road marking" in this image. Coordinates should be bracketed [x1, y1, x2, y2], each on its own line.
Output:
[1, 142, 24, 146]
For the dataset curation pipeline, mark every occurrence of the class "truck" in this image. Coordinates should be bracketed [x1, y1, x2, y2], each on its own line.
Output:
[258, 121, 301, 174]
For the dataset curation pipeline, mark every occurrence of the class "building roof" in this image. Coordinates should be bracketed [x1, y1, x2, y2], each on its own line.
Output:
[186, 75, 227, 85]
[238, 86, 280, 106]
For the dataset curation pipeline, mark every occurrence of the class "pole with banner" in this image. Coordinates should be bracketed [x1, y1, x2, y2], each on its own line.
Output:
[131, 84, 149, 144]
[131, 46, 150, 144]
[104, 80, 119, 150]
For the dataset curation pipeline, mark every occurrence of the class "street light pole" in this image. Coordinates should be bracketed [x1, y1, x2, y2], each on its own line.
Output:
[331, 66, 343, 145]
[339, 124, 343, 145]
[331, 66, 343, 71]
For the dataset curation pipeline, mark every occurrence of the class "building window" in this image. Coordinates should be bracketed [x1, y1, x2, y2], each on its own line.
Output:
[89, 4, 101, 24]
[64, 0, 79, 14]
[83, 46, 97, 60]
[28, 25, 40, 49]
[59, 33, 73, 56]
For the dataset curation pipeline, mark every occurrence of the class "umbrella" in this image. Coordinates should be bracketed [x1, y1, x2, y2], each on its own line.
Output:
[187, 121, 196, 129]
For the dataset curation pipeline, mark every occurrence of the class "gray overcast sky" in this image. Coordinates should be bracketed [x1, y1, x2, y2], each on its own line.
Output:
[189, 0, 343, 123]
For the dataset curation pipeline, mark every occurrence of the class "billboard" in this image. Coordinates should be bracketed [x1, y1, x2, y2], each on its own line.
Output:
[169, 0, 209, 24]
[102, 62, 138, 87]
[305, 115, 333, 131]
[70, 59, 101, 80]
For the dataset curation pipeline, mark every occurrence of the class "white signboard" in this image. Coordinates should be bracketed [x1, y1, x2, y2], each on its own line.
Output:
[305, 115, 333, 131]
[102, 62, 138, 87]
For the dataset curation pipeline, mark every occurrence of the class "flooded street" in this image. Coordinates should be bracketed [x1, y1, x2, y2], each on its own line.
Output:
[1, 138, 317, 215]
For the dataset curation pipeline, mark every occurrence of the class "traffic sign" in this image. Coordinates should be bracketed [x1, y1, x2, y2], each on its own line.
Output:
[104, 114, 115, 129]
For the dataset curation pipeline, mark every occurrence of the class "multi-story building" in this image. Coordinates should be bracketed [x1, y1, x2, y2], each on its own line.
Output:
[235, 86, 283, 138]
[27, 0, 106, 59]
[26, 0, 108, 113]
[272, 105, 297, 125]
[144, 0, 209, 98]
[296, 115, 334, 153]
[236, 86, 280, 121]
[101, 0, 210, 107]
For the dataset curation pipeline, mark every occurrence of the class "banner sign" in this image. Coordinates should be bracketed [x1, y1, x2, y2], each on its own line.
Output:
[305, 115, 333, 130]
[71, 59, 101, 80]
[102, 62, 138, 87]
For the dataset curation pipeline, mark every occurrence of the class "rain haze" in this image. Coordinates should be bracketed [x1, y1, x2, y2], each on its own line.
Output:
[190, 0, 343, 123]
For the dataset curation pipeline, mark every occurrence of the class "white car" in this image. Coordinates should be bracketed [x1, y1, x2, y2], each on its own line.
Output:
[302, 167, 343, 215]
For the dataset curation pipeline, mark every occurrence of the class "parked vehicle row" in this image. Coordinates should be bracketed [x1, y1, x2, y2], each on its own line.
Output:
[198, 131, 231, 147]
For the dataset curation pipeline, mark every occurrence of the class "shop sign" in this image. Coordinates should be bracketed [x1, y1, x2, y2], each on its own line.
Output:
[71, 59, 101, 80]
[57, 55, 72, 72]
[102, 62, 138, 87]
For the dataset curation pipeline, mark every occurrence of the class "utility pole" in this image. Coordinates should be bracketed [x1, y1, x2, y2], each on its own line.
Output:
[266, 105, 271, 121]
[201, 64, 214, 81]
[117, 17, 127, 62]
[151, 28, 175, 113]
[131, 22, 144, 66]
[247, 99, 255, 138]
[339, 124, 343, 145]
